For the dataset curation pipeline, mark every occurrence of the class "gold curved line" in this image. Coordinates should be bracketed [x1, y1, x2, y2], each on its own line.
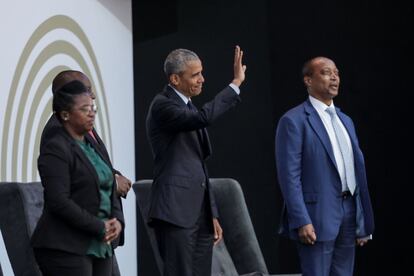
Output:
[12, 40, 107, 180]
[2, 14, 113, 180]
[21, 65, 68, 181]
[52, 15, 113, 156]
[1, 15, 60, 179]
[32, 98, 52, 180]
[11, 41, 80, 179]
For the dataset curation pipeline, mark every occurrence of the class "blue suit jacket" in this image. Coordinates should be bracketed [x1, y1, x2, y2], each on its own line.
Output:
[275, 99, 374, 241]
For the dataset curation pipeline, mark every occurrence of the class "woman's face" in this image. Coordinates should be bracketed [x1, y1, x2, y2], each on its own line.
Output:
[64, 93, 96, 136]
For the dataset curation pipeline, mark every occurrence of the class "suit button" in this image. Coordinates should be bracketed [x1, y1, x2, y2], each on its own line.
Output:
[201, 181, 206, 188]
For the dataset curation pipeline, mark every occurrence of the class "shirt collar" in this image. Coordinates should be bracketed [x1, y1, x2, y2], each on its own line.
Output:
[309, 95, 335, 114]
[169, 84, 189, 104]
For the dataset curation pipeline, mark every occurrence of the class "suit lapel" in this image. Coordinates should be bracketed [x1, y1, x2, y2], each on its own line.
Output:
[164, 85, 187, 108]
[62, 128, 99, 192]
[165, 85, 212, 159]
[69, 139, 101, 193]
[58, 128, 107, 195]
[304, 101, 338, 170]
[85, 130, 112, 168]
[201, 128, 212, 159]
[186, 99, 212, 160]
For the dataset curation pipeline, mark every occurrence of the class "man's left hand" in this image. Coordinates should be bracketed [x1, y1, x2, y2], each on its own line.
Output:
[115, 174, 132, 198]
[356, 238, 369, 247]
[213, 218, 223, 245]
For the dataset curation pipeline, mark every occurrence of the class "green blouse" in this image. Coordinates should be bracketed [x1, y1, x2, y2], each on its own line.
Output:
[76, 140, 113, 258]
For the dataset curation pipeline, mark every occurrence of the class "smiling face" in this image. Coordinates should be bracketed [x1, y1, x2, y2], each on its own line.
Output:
[170, 59, 204, 98]
[304, 57, 340, 105]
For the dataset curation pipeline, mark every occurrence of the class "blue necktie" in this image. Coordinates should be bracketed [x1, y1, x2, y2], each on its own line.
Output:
[326, 107, 356, 195]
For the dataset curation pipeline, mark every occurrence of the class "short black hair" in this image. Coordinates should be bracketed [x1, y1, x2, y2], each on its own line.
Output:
[53, 80, 90, 121]
[302, 56, 333, 77]
[51, 70, 86, 93]
[302, 59, 314, 77]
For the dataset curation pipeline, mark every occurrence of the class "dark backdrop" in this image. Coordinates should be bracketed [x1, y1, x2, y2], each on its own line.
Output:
[133, 0, 413, 274]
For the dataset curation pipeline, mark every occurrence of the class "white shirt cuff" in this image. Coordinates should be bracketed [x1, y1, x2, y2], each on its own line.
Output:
[359, 234, 372, 241]
[229, 83, 240, 95]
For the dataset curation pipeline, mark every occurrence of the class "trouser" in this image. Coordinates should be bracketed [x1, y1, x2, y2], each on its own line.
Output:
[34, 248, 113, 276]
[296, 195, 356, 276]
[153, 193, 214, 276]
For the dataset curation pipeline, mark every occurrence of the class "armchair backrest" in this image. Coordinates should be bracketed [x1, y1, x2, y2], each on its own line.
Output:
[133, 178, 269, 276]
[210, 178, 269, 275]
[0, 182, 121, 276]
[0, 182, 43, 276]
[133, 179, 163, 276]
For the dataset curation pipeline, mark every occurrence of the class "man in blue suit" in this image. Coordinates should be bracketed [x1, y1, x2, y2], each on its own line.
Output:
[275, 57, 374, 276]
[146, 46, 246, 276]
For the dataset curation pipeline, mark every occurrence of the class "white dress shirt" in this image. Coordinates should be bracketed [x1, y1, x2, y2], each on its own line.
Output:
[309, 95, 354, 192]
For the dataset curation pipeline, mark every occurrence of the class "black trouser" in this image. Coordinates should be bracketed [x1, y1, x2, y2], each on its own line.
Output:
[153, 194, 214, 276]
[34, 248, 113, 276]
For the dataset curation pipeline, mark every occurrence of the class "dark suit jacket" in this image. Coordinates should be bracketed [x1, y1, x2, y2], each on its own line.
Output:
[40, 114, 121, 176]
[275, 99, 374, 241]
[31, 128, 124, 254]
[146, 85, 241, 228]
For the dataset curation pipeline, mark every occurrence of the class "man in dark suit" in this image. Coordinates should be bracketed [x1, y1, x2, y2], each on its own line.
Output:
[275, 57, 374, 276]
[40, 70, 132, 198]
[146, 46, 246, 276]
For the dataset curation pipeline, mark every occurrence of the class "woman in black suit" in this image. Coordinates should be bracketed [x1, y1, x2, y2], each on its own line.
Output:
[32, 80, 124, 276]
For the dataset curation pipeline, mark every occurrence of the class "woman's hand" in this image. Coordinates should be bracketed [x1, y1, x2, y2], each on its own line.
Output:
[103, 218, 122, 244]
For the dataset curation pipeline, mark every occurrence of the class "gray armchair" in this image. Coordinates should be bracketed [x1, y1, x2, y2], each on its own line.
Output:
[210, 178, 270, 276]
[0, 182, 43, 276]
[0, 182, 121, 276]
[133, 178, 274, 276]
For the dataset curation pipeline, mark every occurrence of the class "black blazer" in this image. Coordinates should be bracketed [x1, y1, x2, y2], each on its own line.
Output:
[31, 128, 124, 255]
[40, 114, 122, 176]
[146, 85, 240, 228]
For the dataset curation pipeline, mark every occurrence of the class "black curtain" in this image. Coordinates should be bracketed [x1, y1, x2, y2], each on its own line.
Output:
[133, 0, 413, 274]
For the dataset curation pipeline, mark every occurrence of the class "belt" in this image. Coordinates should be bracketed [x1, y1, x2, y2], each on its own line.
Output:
[341, 191, 352, 199]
